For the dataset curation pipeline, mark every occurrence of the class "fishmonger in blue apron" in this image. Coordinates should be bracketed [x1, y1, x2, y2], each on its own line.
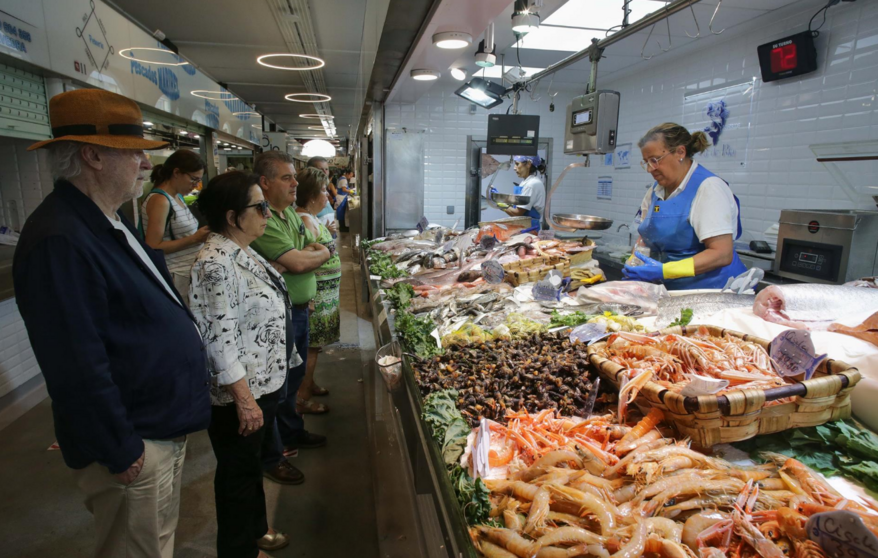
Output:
[623, 123, 746, 290]
[500, 155, 547, 230]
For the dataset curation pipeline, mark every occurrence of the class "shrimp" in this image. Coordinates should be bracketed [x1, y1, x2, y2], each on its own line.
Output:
[682, 511, 728, 550]
[619, 409, 664, 446]
[646, 517, 683, 543]
[546, 484, 618, 536]
[505, 509, 526, 531]
[775, 507, 808, 540]
[618, 369, 654, 423]
[525, 487, 552, 535]
[604, 438, 672, 479]
[476, 526, 541, 558]
[612, 521, 647, 558]
[546, 511, 593, 529]
[616, 430, 663, 457]
[732, 509, 785, 558]
[537, 526, 607, 547]
[644, 536, 696, 558]
[517, 451, 584, 482]
[643, 479, 746, 516]
[479, 540, 521, 558]
[793, 540, 827, 558]
[488, 480, 541, 502]
[533, 469, 586, 487]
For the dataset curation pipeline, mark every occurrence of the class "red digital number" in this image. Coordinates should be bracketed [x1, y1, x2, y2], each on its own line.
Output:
[771, 43, 798, 73]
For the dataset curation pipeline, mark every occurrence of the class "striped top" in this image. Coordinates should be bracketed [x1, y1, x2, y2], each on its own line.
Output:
[141, 190, 202, 274]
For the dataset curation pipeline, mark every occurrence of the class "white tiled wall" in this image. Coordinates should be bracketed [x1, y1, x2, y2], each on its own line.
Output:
[385, 0, 878, 243]
[0, 136, 53, 399]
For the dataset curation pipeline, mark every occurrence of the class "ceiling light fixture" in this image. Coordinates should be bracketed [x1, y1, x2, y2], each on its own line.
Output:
[284, 93, 332, 103]
[179, 130, 188, 136]
[512, 0, 541, 34]
[432, 31, 473, 49]
[143, 121, 154, 127]
[301, 139, 336, 158]
[232, 111, 260, 117]
[454, 77, 506, 109]
[299, 114, 334, 119]
[451, 68, 468, 81]
[192, 134, 200, 139]
[119, 47, 188, 66]
[256, 53, 325, 71]
[411, 69, 441, 81]
[191, 90, 237, 101]
[475, 22, 497, 68]
[308, 126, 326, 130]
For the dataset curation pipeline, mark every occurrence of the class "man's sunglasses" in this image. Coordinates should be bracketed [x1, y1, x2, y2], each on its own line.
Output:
[245, 201, 271, 217]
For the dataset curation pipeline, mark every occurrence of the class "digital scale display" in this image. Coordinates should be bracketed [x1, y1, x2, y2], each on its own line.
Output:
[573, 109, 592, 127]
[757, 31, 818, 82]
[779, 239, 842, 283]
[490, 137, 535, 146]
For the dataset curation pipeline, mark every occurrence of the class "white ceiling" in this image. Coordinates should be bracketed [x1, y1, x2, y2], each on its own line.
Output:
[110, 0, 367, 139]
[407, 0, 817, 95]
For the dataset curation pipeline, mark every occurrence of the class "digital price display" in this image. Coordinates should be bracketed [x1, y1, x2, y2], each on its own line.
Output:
[758, 31, 818, 82]
[573, 109, 593, 127]
[779, 239, 842, 283]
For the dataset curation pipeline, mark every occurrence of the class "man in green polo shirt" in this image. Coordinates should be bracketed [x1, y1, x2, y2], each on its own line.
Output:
[250, 151, 330, 486]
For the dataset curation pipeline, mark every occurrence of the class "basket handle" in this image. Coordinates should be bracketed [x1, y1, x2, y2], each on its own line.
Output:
[677, 366, 855, 413]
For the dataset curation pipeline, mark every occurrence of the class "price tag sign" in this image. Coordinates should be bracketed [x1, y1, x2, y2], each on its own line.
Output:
[769, 329, 827, 379]
[370, 274, 381, 281]
[416, 216, 429, 233]
[569, 322, 607, 344]
[479, 235, 498, 250]
[807, 511, 878, 558]
[533, 279, 561, 302]
[538, 230, 555, 240]
[483, 260, 505, 284]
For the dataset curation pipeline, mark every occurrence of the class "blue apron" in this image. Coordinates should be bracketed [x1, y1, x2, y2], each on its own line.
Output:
[514, 177, 542, 230]
[637, 164, 746, 290]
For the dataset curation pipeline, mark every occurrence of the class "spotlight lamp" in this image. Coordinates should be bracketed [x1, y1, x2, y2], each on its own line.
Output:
[512, 0, 540, 35]
[474, 39, 497, 68]
[454, 77, 506, 109]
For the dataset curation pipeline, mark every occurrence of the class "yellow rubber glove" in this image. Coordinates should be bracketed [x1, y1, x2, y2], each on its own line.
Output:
[662, 258, 695, 280]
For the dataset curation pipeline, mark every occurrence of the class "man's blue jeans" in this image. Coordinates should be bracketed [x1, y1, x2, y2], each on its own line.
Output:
[262, 306, 308, 470]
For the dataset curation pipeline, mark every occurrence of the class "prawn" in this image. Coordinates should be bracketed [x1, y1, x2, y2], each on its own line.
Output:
[525, 487, 551, 535]
[619, 408, 665, 446]
[487, 480, 541, 502]
[612, 521, 647, 558]
[546, 484, 618, 536]
[644, 536, 696, 558]
[537, 526, 607, 547]
[615, 429, 663, 457]
[618, 369, 654, 424]
[604, 438, 671, 479]
[476, 526, 541, 558]
[516, 451, 584, 482]
[478, 540, 520, 558]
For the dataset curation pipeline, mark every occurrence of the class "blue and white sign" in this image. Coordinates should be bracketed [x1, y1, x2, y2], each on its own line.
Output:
[614, 143, 631, 170]
[598, 176, 613, 200]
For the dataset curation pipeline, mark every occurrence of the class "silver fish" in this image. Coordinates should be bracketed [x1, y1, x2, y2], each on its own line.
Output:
[754, 284, 878, 330]
[656, 292, 756, 328]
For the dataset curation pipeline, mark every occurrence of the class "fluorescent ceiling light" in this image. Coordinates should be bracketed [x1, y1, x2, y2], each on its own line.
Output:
[179, 130, 188, 136]
[478, 66, 544, 79]
[543, 0, 661, 30]
[119, 47, 188, 66]
[257, 53, 325, 70]
[451, 68, 467, 81]
[285, 93, 332, 103]
[223, 147, 231, 151]
[308, 126, 325, 130]
[299, 114, 334, 119]
[192, 134, 200, 139]
[513, 26, 604, 52]
[432, 31, 473, 49]
[233, 111, 260, 117]
[143, 121, 154, 127]
[411, 69, 440, 81]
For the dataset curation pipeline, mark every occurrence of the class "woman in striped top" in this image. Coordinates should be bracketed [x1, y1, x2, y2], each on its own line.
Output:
[142, 149, 211, 298]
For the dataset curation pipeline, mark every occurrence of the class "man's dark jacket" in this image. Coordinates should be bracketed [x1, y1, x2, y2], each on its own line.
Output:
[14, 181, 210, 474]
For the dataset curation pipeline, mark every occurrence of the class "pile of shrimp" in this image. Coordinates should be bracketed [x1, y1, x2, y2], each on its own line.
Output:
[470, 412, 878, 558]
[592, 327, 794, 420]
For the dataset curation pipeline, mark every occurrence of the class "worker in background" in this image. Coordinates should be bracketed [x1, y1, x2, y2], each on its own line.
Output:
[335, 169, 354, 230]
[623, 122, 746, 289]
[500, 155, 546, 230]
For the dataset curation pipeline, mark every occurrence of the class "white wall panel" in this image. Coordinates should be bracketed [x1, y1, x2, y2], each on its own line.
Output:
[386, 0, 877, 241]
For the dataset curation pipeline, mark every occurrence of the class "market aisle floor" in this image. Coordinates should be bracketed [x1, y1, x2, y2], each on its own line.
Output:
[0, 235, 380, 558]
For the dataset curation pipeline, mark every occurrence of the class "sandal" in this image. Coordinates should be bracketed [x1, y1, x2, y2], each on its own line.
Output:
[296, 397, 330, 414]
[311, 384, 329, 396]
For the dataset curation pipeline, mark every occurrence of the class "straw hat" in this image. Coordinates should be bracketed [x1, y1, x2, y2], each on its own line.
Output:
[28, 89, 169, 151]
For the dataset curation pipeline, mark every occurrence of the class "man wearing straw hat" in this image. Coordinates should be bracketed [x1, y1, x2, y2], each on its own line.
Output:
[13, 89, 211, 558]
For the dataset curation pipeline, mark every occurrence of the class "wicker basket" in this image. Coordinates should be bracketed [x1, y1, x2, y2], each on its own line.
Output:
[587, 325, 861, 447]
[502, 255, 570, 286]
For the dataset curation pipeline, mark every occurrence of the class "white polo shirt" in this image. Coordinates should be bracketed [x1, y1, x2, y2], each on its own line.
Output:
[639, 163, 738, 242]
[518, 174, 546, 215]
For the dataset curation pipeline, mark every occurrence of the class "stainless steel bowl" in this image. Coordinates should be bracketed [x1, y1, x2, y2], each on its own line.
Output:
[490, 192, 531, 205]
[551, 213, 614, 230]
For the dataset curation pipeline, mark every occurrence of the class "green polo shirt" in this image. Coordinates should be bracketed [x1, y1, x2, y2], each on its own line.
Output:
[250, 206, 317, 305]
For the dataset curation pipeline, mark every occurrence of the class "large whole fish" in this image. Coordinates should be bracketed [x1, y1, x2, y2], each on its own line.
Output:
[753, 284, 878, 330]
[656, 292, 756, 328]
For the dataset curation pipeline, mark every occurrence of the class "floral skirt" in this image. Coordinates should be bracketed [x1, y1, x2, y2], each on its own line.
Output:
[309, 276, 341, 348]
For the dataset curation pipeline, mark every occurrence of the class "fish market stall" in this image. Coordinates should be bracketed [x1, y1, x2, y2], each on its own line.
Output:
[360, 228, 878, 558]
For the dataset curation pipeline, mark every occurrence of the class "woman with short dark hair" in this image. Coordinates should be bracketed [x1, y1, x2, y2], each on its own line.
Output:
[190, 171, 298, 557]
[293, 167, 341, 414]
